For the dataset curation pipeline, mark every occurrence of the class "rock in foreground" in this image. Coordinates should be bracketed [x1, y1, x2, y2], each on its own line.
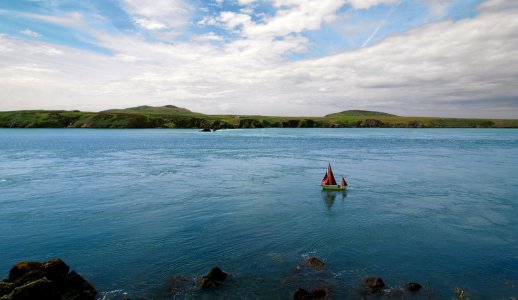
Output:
[0, 258, 96, 300]
[361, 276, 385, 294]
[404, 282, 422, 292]
[198, 267, 228, 289]
[300, 257, 326, 271]
[293, 287, 327, 299]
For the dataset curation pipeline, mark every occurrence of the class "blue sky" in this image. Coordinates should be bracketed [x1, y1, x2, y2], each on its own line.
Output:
[0, 0, 483, 55]
[0, 0, 517, 117]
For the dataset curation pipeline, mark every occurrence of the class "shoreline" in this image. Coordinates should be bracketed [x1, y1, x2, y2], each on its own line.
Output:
[1, 109, 517, 129]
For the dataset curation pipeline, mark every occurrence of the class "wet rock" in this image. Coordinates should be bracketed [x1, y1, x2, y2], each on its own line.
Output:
[310, 287, 327, 298]
[198, 267, 228, 289]
[404, 282, 422, 292]
[42, 258, 70, 279]
[0, 282, 14, 296]
[8, 262, 43, 282]
[200, 128, 211, 132]
[293, 287, 327, 299]
[362, 277, 385, 294]
[1, 258, 97, 300]
[61, 271, 97, 299]
[293, 288, 310, 299]
[300, 257, 326, 270]
[7, 277, 58, 300]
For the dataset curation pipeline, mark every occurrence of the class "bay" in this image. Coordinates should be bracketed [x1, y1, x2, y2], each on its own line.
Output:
[0, 128, 517, 299]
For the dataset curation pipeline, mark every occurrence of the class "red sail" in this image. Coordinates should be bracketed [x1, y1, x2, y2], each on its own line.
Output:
[327, 163, 337, 185]
[321, 172, 329, 185]
[342, 177, 347, 187]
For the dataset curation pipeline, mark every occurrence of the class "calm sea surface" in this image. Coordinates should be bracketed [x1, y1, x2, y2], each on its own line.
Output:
[0, 128, 517, 299]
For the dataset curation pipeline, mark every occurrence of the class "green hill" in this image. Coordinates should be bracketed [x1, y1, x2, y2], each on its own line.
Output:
[102, 105, 199, 115]
[326, 110, 397, 117]
[1, 105, 517, 128]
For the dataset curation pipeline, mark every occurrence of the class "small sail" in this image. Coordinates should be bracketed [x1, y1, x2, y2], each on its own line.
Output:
[321, 172, 329, 185]
[342, 176, 347, 187]
[327, 163, 337, 185]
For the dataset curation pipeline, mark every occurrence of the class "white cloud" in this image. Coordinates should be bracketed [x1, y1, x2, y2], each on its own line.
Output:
[238, 0, 256, 5]
[192, 32, 225, 42]
[0, 0, 517, 118]
[20, 29, 41, 38]
[123, 0, 190, 37]
[348, 0, 399, 9]
[244, 0, 347, 38]
[20, 11, 84, 27]
[134, 18, 167, 30]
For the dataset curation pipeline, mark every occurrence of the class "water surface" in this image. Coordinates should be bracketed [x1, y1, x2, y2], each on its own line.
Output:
[0, 128, 517, 299]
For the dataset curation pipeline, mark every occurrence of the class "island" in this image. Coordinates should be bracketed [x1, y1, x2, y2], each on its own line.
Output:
[0, 105, 517, 128]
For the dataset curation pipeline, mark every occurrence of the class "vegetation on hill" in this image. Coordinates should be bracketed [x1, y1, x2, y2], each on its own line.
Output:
[0, 106, 517, 128]
[325, 110, 397, 117]
[102, 105, 198, 116]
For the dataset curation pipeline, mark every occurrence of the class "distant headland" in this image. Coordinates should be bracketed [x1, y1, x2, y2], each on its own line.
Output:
[0, 105, 517, 128]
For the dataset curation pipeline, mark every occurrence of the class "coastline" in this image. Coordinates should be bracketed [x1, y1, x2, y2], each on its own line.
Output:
[1, 109, 517, 129]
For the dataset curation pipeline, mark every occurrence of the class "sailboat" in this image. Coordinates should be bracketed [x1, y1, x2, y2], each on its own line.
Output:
[321, 163, 347, 191]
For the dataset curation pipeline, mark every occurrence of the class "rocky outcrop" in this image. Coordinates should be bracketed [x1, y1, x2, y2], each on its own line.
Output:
[293, 287, 327, 299]
[293, 288, 310, 299]
[0, 258, 96, 300]
[361, 277, 385, 294]
[404, 282, 422, 292]
[198, 267, 228, 289]
[300, 257, 326, 271]
[310, 287, 326, 298]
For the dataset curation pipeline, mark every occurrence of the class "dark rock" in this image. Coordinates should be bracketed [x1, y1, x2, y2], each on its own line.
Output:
[7, 278, 58, 300]
[404, 282, 422, 292]
[200, 128, 211, 132]
[293, 287, 327, 299]
[1, 259, 96, 300]
[61, 271, 97, 299]
[362, 277, 385, 294]
[11, 269, 49, 288]
[8, 262, 43, 282]
[300, 257, 326, 270]
[293, 288, 310, 299]
[42, 258, 70, 281]
[198, 267, 228, 289]
[310, 287, 327, 298]
[0, 282, 14, 296]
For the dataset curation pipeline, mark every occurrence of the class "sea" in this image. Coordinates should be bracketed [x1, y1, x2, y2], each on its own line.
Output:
[0, 128, 517, 299]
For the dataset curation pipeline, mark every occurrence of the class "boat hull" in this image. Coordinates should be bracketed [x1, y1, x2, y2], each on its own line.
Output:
[321, 185, 346, 191]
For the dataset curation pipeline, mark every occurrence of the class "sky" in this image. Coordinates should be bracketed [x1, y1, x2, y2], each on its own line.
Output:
[0, 0, 517, 118]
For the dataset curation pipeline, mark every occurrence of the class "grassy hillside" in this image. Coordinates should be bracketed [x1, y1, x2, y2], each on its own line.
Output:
[0, 106, 517, 128]
[102, 105, 199, 116]
[326, 110, 397, 117]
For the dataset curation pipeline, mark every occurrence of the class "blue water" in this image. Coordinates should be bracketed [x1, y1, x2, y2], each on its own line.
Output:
[0, 128, 517, 299]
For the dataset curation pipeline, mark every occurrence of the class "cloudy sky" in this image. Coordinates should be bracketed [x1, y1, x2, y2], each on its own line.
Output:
[0, 0, 517, 117]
